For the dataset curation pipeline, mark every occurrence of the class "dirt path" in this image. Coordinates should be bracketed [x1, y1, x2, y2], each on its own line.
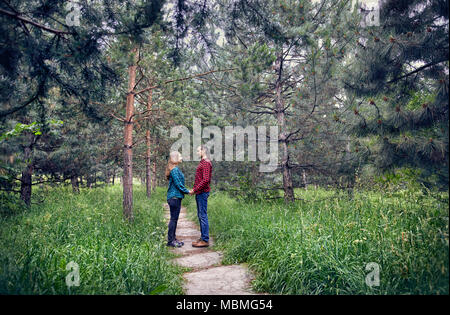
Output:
[163, 203, 257, 295]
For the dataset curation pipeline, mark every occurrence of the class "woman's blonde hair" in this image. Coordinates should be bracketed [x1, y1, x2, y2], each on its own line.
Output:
[165, 151, 182, 180]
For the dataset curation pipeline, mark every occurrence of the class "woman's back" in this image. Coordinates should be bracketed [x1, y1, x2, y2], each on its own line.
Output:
[167, 167, 189, 200]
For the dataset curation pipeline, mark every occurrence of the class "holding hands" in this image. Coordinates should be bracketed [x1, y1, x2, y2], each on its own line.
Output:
[189, 189, 194, 195]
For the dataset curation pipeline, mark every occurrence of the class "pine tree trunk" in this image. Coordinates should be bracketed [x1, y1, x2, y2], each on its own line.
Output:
[104, 169, 110, 185]
[123, 47, 138, 222]
[145, 89, 153, 198]
[20, 133, 34, 206]
[281, 141, 294, 202]
[71, 175, 80, 193]
[146, 131, 152, 197]
[302, 169, 308, 190]
[275, 52, 294, 202]
[86, 175, 93, 188]
[151, 160, 157, 191]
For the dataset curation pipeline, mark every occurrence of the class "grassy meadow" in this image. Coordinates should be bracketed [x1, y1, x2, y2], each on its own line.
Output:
[0, 185, 184, 294]
[1, 183, 448, 295]
[186, 187, 449, 295]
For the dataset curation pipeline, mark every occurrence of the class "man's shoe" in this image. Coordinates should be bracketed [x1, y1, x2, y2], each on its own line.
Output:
[192, 240, 209, 247]
[175, 239, 184, 246]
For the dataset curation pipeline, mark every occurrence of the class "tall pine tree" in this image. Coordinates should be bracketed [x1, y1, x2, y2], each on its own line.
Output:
[343, 0, 449, 188]
[207, 0, 361, 201]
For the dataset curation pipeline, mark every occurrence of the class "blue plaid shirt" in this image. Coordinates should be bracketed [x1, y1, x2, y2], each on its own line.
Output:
[167, 167, 190, 200]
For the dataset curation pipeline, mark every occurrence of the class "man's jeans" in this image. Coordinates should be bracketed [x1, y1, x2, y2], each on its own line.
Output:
[167, 198, 182, 243]
[195, 192, 210, 242]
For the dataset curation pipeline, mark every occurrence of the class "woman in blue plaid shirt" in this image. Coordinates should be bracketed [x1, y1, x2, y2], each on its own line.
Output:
[165, 151, 191, 247]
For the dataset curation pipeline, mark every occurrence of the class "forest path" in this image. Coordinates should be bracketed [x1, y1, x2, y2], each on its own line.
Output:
[163, 203, 257, 295]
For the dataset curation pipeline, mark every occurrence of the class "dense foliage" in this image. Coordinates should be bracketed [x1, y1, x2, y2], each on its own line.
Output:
[0, 0, 448, 295]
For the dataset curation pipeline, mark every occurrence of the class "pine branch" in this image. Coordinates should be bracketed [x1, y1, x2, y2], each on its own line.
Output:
[0, 92, 40, 118]
[109, 112, 125, 122]
[134, 68, 236, 95]
[387, 59, 448, 84]
[0, 8, 73, 36]
[1, 0, 30, 34]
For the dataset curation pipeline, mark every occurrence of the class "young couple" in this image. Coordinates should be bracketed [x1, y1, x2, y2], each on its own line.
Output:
[165, 145, 212, 248]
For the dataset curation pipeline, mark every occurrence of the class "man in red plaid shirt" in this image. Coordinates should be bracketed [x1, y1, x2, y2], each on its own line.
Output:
[189, 145, 212, 247]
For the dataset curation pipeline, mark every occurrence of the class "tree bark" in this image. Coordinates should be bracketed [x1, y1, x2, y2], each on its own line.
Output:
[150, 135, 158, 191]
[86, 175, 93, 189]
[302, 169, 308, 190]
[20, 133, 34, 206]
[71, 175, 80, 193]
[104, 169, 110, 185]
[145, 89, 153, 198]
[123, 47, 138, 221]
[275, 52, 294, 202]
[151, 160, 157, 191]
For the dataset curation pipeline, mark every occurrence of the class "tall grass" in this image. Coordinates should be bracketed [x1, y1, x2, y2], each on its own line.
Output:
[0, 185, 184, 294]
[189, 188, 449, 294]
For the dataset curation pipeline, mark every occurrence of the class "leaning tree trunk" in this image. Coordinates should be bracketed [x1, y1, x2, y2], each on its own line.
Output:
[20, 133, 34, 206]
[123, 47, 138, 221]
[145, 89, 153, 198]
[274, 52, 294, 202]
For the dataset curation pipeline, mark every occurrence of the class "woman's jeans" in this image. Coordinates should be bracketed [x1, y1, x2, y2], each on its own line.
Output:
[167, 198, 182, 243]
[195, 192, 210, 242]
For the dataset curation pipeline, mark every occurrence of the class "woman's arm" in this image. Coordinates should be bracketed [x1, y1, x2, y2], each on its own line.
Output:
[171, 168, 190, 194]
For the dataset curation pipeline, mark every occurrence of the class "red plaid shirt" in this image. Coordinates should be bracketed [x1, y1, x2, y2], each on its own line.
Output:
[193, 159, 212, 194]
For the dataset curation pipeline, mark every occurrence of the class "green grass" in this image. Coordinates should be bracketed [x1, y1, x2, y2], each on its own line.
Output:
[2, 183, 447, 295]
[0, 185, 184, 294]
[187, 188, 449, 295]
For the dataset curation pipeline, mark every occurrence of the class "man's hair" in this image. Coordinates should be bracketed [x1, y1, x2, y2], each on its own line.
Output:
[199, 145, 210, 160]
